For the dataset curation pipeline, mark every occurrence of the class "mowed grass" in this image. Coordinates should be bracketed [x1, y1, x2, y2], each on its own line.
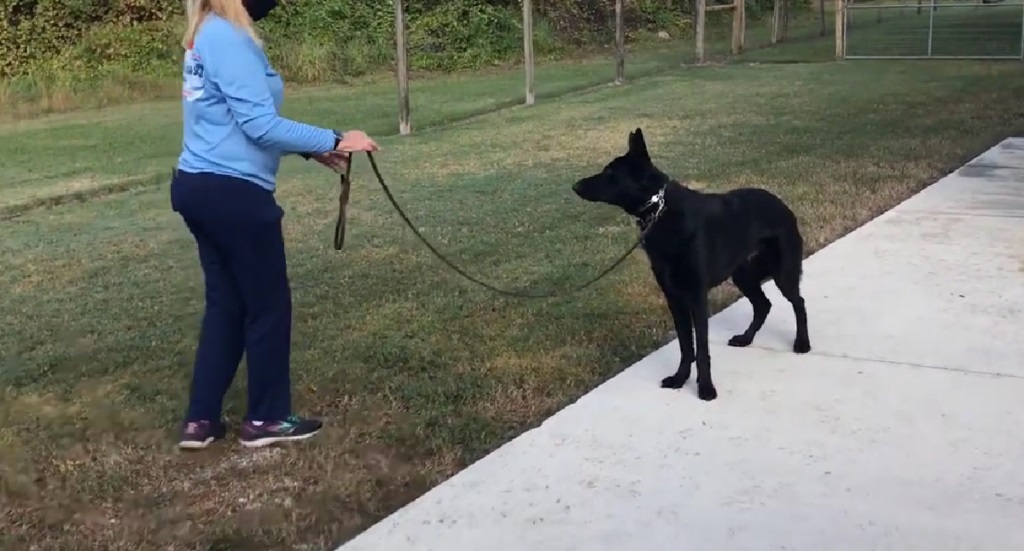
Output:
[3, 56, 1024, 549]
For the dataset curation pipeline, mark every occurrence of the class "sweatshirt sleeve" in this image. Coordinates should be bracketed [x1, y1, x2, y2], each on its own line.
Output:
[202, 25, 337, 155]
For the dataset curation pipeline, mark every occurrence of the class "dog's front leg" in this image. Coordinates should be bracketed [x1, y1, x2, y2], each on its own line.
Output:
[689, 291, 717, 401]
[654, 269, 694, 389]
[660, 293, 694, 390]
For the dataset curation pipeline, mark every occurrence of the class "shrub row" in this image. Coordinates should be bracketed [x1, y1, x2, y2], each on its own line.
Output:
[0, 0, 705, 83]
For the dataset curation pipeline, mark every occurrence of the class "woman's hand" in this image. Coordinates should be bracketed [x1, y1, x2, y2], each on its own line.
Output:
[335, 130, 380, 153]
[312, 151, 350, 173]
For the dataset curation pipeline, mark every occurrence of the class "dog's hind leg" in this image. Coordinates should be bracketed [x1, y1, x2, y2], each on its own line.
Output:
[774, 233, 811, 354]
[727, 255, 773, 348]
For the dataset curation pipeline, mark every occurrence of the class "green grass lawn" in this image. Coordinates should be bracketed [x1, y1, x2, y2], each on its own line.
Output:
[3, 30, 1024, 551]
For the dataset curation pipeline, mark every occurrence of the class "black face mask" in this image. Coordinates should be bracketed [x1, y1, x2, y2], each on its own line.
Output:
[244, 0, 279, 22]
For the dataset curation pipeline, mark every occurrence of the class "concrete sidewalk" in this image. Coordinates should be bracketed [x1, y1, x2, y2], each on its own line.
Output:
[338, 139, 1024, 551]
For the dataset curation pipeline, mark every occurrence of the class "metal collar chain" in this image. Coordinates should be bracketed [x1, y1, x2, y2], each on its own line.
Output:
[634, 187, 667, 231]
[335, 152, 667, 299]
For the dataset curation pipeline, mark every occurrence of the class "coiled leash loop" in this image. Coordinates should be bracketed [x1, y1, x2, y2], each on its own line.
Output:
[332, 152, 664, 299]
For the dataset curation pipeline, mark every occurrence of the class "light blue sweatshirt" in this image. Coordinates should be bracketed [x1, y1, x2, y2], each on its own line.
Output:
[176, 14, 337, 191]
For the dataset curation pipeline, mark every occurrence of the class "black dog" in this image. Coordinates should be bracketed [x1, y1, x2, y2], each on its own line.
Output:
[572, 128, 810, 401]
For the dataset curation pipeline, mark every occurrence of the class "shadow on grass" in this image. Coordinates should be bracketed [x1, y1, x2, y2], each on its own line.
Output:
[0, 173, 168, 221]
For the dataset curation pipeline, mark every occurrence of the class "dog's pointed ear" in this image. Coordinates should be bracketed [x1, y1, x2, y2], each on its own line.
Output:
[627, 127, 650, 162]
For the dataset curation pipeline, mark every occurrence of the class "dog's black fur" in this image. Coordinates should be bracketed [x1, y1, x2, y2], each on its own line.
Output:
[572, 128, 811, 401]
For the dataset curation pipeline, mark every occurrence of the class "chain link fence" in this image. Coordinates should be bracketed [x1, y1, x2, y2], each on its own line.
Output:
[844, 0, 1024, 59]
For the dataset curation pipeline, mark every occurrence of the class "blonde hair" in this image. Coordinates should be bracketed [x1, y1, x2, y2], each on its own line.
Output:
[182, 0, 262, 49]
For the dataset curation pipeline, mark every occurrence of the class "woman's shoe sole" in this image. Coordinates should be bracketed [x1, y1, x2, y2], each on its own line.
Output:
[239, 429, 321, 448]
[178, 437, 215, 450]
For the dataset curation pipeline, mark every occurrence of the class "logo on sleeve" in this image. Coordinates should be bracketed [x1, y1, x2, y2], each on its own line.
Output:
[182, 50, 205, 102]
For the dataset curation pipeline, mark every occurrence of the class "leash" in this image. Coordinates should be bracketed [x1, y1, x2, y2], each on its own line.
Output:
[332, 159, 353, 250]
[333, 151, 664, 299]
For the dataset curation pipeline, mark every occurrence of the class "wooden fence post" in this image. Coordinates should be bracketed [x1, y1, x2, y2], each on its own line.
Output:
[696, 0, 706, 63]
[818, 0, 827, 36]
[393, 0, 410, 135]
[772, 0, 782, 44]
[835, 0, 845, 59]
[614, 0, 625, 84]
[731, 0, 744, 54]
[523, 0, 535, 105]
[781, 0, 790, 40]
[739, 0, 746, 52]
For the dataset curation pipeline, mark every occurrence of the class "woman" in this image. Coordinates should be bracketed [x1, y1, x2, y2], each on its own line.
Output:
[172, 0, 379, 450]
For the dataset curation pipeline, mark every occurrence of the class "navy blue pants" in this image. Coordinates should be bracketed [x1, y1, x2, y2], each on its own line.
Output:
[171, 170, 292, 422]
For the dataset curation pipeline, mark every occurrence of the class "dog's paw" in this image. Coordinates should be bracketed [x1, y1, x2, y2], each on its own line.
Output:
[728, 333, 753, 347]
[661, 374, 688, 389]
[793, 338, 811, 354]
[697, 383, 718, 402]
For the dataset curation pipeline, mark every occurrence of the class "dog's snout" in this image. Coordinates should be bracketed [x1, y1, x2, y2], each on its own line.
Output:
[572, 177, 602, 201]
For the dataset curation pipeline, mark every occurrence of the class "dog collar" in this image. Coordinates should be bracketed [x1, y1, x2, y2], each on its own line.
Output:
[635, 187, 666, 227]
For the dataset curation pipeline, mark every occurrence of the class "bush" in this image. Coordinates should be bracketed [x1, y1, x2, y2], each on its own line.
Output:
[0, 0, 181, 76]
[408, 0, 523, 71]
[1, 0, 692, 84]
